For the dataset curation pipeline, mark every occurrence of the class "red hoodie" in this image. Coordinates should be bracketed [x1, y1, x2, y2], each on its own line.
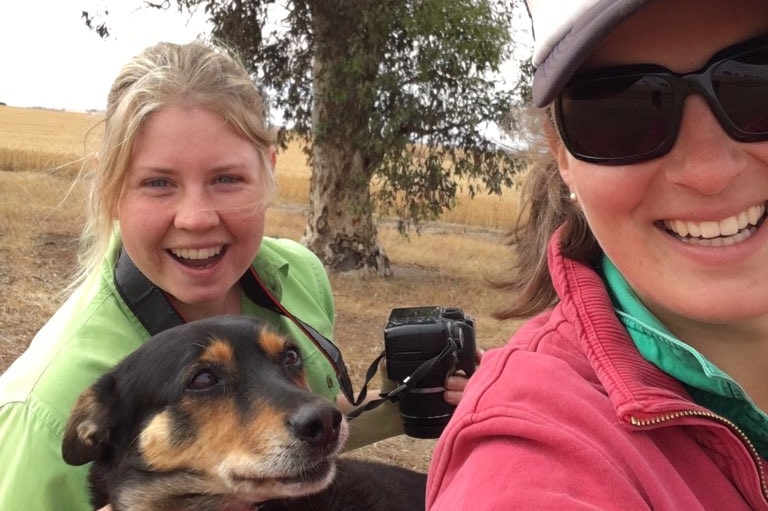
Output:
[427, 233, 768, 510]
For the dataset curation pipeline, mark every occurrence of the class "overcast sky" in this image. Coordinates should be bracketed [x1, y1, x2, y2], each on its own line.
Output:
[1, 1, 210, 112]
[1, 1, 531, 147]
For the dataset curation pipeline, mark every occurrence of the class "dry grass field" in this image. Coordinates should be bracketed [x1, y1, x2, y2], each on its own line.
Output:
[0, 105, 522, 473]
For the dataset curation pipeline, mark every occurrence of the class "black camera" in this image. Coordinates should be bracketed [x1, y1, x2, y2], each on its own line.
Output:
[384, 306, 476, 439]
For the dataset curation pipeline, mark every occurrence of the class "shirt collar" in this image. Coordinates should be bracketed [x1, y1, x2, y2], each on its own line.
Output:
[601, 255, 768, 455]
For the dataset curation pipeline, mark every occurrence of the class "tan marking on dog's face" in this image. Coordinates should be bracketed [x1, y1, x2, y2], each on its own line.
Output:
[292, 366, 309, 390]
[200, 338, 235, 365]
[258, 329, 311, 390]
[258, 329, 286, 359]
[139, 393, 290, 474]
[137, 391, 344, 503]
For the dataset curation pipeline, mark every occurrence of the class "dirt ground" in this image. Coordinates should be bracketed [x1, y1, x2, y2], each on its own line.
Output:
[0, 231, 81, 371]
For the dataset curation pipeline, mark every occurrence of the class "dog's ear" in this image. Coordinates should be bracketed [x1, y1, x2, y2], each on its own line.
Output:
[62, 374, 116, 466]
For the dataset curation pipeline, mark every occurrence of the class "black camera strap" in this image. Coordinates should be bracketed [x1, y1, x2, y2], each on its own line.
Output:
[239, 267, 360, 406]
[346, 338, 459, 419]
[114, 249, 359, 405]
[114, 249, 460, 421]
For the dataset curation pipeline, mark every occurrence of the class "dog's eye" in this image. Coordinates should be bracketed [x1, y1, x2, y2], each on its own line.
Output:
[284, 347, 301, 369]
[187, 369, 220, 390]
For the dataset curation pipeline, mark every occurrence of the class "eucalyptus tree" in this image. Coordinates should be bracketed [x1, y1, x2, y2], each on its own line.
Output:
[85, 0, 530, 275]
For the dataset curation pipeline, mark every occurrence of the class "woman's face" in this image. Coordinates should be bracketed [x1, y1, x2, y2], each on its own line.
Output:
[556, 0, 768, 335]
[117, 106, 271, 318]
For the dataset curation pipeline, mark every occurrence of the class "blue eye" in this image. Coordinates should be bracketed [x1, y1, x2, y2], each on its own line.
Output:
[145, 178, 170, 188]
[216, 175, 238, 184]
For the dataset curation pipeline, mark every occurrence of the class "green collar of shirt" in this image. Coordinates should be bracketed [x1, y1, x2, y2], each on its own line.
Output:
[601, 255, 768, 456]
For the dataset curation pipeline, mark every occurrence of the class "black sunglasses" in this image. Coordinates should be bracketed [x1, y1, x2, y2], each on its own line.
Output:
[553, 35, 768, 166]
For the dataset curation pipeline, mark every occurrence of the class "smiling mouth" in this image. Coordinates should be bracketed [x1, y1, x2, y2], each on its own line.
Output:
[168, 246, 226, 268]
[661, 203, 767, 247]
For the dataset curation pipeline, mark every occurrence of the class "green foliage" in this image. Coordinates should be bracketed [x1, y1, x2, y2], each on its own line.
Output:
[85, 0, 533, 233]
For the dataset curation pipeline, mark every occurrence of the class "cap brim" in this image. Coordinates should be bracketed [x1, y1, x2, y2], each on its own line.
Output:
[532, 0, 654, 107]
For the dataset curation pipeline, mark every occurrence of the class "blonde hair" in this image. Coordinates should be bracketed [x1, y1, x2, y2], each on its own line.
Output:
[74, 40, 276, 286]
[492, 107, 601, 320]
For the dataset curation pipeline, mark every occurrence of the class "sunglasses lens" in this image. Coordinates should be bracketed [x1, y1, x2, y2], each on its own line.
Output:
[713, 47, 768, 137]
[558, 75, 675, 162]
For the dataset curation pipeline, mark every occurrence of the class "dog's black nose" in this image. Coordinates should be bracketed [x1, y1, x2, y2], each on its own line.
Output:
[288, 401, 342, 449]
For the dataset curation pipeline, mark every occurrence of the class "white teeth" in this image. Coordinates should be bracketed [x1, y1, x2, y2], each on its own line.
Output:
[698, 221, 720, 239]
[747, 204, 763, 224]
[663, 204, 765, 241]
[717, 216, 739, 236]
[171, 247, 223, 260]
[737, 211, 748, 233]
[680, 228, 752, 247]
[672, 220, 689, 237]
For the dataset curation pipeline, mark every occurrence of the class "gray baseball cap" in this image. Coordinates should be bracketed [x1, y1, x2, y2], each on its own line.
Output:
[526, 0, 654, 106]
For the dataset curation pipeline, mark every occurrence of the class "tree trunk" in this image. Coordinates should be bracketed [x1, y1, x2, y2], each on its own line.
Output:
[302, 1, 392, 276]
[301, 135, 392, 276]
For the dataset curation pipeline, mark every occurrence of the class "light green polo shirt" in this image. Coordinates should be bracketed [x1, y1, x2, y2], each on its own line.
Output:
[0, 235, 339, 511]
[601, 255, 768, 456]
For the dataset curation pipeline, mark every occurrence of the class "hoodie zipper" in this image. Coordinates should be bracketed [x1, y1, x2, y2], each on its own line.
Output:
[631, 410, 768, 501]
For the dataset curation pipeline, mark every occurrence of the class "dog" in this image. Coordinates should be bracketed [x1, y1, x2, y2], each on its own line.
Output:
[62, 315, 427, 511]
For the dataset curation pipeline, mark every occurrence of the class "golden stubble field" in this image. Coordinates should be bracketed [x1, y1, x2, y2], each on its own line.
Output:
[0, 105, 522, 472]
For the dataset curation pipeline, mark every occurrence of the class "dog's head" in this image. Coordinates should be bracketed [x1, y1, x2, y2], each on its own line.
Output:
[63, 315, 348, 511]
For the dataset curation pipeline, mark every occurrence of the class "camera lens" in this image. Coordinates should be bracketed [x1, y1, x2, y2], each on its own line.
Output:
[398, 391, 456, 439]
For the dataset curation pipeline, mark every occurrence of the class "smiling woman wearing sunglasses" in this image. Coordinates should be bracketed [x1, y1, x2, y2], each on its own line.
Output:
[427, 0, 768, 510]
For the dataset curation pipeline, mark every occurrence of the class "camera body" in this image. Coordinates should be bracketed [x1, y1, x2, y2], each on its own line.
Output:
[384, 306, 476, 438]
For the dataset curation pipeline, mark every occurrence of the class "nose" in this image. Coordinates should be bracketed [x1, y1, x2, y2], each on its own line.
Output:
[173, 189, 220, 231]
[287, 401, 342, 450]
[665, 95, 746, 195]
